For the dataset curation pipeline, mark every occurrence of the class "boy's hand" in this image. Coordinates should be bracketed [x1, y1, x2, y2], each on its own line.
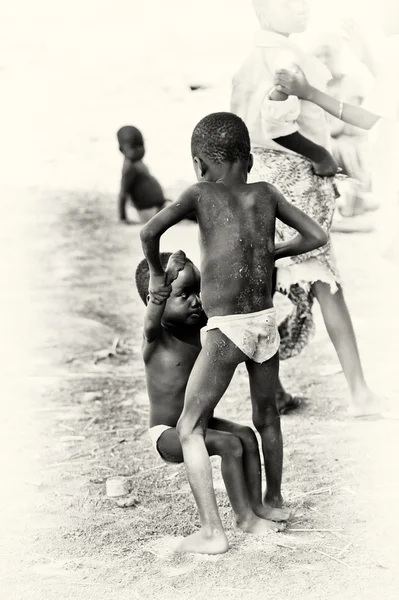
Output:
[312, 152, 338, 177]
[274, 66, 312, 101]
[165, 250, 186, 286]
[149, 273, 172, 305]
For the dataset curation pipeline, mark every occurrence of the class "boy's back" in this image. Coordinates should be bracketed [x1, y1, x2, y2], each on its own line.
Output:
[194, 180, 277, 317]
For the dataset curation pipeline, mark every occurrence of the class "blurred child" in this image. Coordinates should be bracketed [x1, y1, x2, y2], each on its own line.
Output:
[231, 0, 380, 417]
[117, 125, 169, 224]
[273, 2, 399, 266]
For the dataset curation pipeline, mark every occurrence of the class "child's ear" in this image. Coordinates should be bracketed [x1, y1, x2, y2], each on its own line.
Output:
[248, 153, 254, 173]
[146, 294, 150, 305]
[193, 156, 207, 177]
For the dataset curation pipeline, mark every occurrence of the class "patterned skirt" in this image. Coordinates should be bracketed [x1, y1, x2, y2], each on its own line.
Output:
[252, 148, 341, 359]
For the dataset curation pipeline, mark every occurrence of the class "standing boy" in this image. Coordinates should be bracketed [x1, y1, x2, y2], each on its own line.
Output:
[140, 112, 327, 554]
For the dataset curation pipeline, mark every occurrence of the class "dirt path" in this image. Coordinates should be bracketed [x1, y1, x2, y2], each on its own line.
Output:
[1, 183, 398, 600]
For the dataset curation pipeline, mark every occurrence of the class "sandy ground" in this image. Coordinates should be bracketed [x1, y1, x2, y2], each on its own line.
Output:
[1, 3, 399, 599]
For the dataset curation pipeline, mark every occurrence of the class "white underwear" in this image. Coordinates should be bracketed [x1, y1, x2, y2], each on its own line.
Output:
[202, 307, 280, 364]
[148, 424, 173, 464]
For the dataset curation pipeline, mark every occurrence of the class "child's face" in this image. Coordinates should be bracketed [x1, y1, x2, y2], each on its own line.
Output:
[162, 262, 203, 327]
[119, 141, 145, 162]
[257, 0, 309, 35]
[119, 138, 145, 162]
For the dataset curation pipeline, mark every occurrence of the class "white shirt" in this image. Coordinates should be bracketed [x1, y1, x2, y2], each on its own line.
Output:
[231, 30, 331, 154]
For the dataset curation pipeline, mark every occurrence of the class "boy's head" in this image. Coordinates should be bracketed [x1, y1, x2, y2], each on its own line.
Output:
[117, 125, 145, 162]
[135, 253, 203, 327]
[191, 112, 252, 182]
[252, 0, 309, 35]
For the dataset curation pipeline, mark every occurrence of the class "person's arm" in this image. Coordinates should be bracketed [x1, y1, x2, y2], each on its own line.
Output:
[143, 250, 186, 342]
[274, 68, 381, 130]
[273, 187, 328, 260]
[118, 160, 136, 221]
[140, 186, 199, 302]
[274, 132, 338, 177]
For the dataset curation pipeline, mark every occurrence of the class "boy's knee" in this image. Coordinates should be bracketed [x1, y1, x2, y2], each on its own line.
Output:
[176, 416, 201, 443]
[216, 435, 243, 459]
[236, 425, 258, 452]
[252, 405, 280, 433]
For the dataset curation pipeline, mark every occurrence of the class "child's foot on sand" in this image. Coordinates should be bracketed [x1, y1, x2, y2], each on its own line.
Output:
[237, 514, 286, 534]
[276, 392, 302, 415]
[176, 529, 229, 555]
[254, 503, 291, 522]
[348, 389, 384, 418]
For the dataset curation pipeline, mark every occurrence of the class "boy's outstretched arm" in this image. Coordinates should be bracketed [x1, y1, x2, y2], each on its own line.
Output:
[274, 67, 380, 130]
[140, 186, 199, 296]
[143, 250, 186, 343]
[274, 188, 328, 260]
[273, 132, 338, 177]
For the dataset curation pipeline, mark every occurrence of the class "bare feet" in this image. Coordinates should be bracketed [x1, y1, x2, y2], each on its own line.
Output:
[254, 503, 291, 522]
[176, 528, 229, 555]
[276, 392, 302, 415]
[237, 514, 286, 534]
[348, 389, 384, 418]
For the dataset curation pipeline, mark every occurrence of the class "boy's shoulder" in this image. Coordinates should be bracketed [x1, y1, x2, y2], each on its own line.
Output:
[247, 180, 281, 200]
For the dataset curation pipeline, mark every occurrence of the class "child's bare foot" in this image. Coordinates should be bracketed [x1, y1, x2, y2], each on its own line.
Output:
[176, 529, 229, 555]
[348, 389, 384, 418]
[276, 391, 302, 415]
[237, 514, 286, 534]
[254, 503, 291, 522]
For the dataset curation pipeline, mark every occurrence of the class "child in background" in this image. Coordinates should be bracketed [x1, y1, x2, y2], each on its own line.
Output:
[231, 0, 380, 417]
[273, 2, 399, 267]
[117, 125, 170, 224]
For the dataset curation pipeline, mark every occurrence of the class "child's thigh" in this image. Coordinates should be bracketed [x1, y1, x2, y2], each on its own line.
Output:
[204, 429, 242, 458]
[208, 417, 258, 450]
[157, 427, 183, 463]
[157, 427, 240, 461]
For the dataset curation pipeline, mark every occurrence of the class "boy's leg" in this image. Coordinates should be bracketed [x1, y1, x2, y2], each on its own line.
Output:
[272, 267, 303, 415]
[246, 352, 288, 519]
[158, 427, 283, 533]
[311, 281, 380, 416]
[176, 330, 244, 554]
[209, 417, 289, 522]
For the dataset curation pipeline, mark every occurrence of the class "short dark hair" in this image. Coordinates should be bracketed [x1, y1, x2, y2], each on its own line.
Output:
[117, 125, 144, 146]
[135, 253, 173, 305]
[191, 112, 251, 164]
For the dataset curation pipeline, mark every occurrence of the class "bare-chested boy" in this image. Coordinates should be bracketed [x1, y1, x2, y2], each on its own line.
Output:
[140, 112, 327, 554]
[136, 250, 289, 536]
